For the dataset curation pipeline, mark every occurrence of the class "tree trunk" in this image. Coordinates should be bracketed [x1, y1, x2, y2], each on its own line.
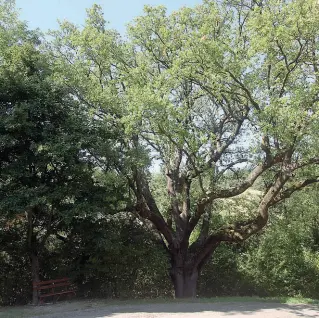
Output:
[31, 251, 40, 305]
[170, 262, 199, 298]
[169, 242, 220, 298]
[27, 208, 40, 305]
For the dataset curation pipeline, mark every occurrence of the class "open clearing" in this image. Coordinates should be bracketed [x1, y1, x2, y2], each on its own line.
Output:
[0, 299, 318, 318]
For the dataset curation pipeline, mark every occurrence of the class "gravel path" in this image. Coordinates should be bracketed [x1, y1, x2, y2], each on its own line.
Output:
[25, 301, 318, 318]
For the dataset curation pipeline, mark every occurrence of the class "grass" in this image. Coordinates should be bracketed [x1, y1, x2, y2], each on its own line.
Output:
[189, 296, 319, 305]
[0, 296, 318, 318]
[85, 296, 319, 305]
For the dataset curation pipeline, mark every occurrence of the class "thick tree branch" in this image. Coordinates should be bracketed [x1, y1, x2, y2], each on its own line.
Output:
[291, 157, 319, 171]
[202, 156, 277, 203]
[180, 179, 191, 222]
[135, 171, 162, 216]
[271, 176, 319, 205]
[131, 168, 175, 246]
[189, 210, 211, 255]
[135, 198, 174, 247]
[166, 169, 184, 231]
[193, 171, 291, 267]
[261, 135, 272, 162]
[188, 161, 268, 233]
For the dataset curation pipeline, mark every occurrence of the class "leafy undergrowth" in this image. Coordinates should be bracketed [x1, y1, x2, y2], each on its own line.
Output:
[0, 297, 318, 318]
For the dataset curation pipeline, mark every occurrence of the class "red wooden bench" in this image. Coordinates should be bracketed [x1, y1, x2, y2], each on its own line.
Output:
[33, 278, 76, 304]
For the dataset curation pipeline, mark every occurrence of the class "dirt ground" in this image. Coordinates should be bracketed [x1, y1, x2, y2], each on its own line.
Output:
[1, 300, 318, 318]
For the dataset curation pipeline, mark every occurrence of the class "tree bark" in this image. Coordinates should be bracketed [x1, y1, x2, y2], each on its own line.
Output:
[27, 207, 40, 305]
[169, 251, 200, 298]
[170, 265, 199, 298]
[31, 251, 40, 305]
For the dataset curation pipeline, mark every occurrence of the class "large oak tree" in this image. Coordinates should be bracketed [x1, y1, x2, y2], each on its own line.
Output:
[51, 0, 319, 297]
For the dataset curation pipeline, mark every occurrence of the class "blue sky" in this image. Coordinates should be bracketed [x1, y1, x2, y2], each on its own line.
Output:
[15, 0, 202, 34]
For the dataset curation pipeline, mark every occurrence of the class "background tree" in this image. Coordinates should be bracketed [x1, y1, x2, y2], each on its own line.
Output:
[237, 184, 319, 297]
[0, 1, 121, 304]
